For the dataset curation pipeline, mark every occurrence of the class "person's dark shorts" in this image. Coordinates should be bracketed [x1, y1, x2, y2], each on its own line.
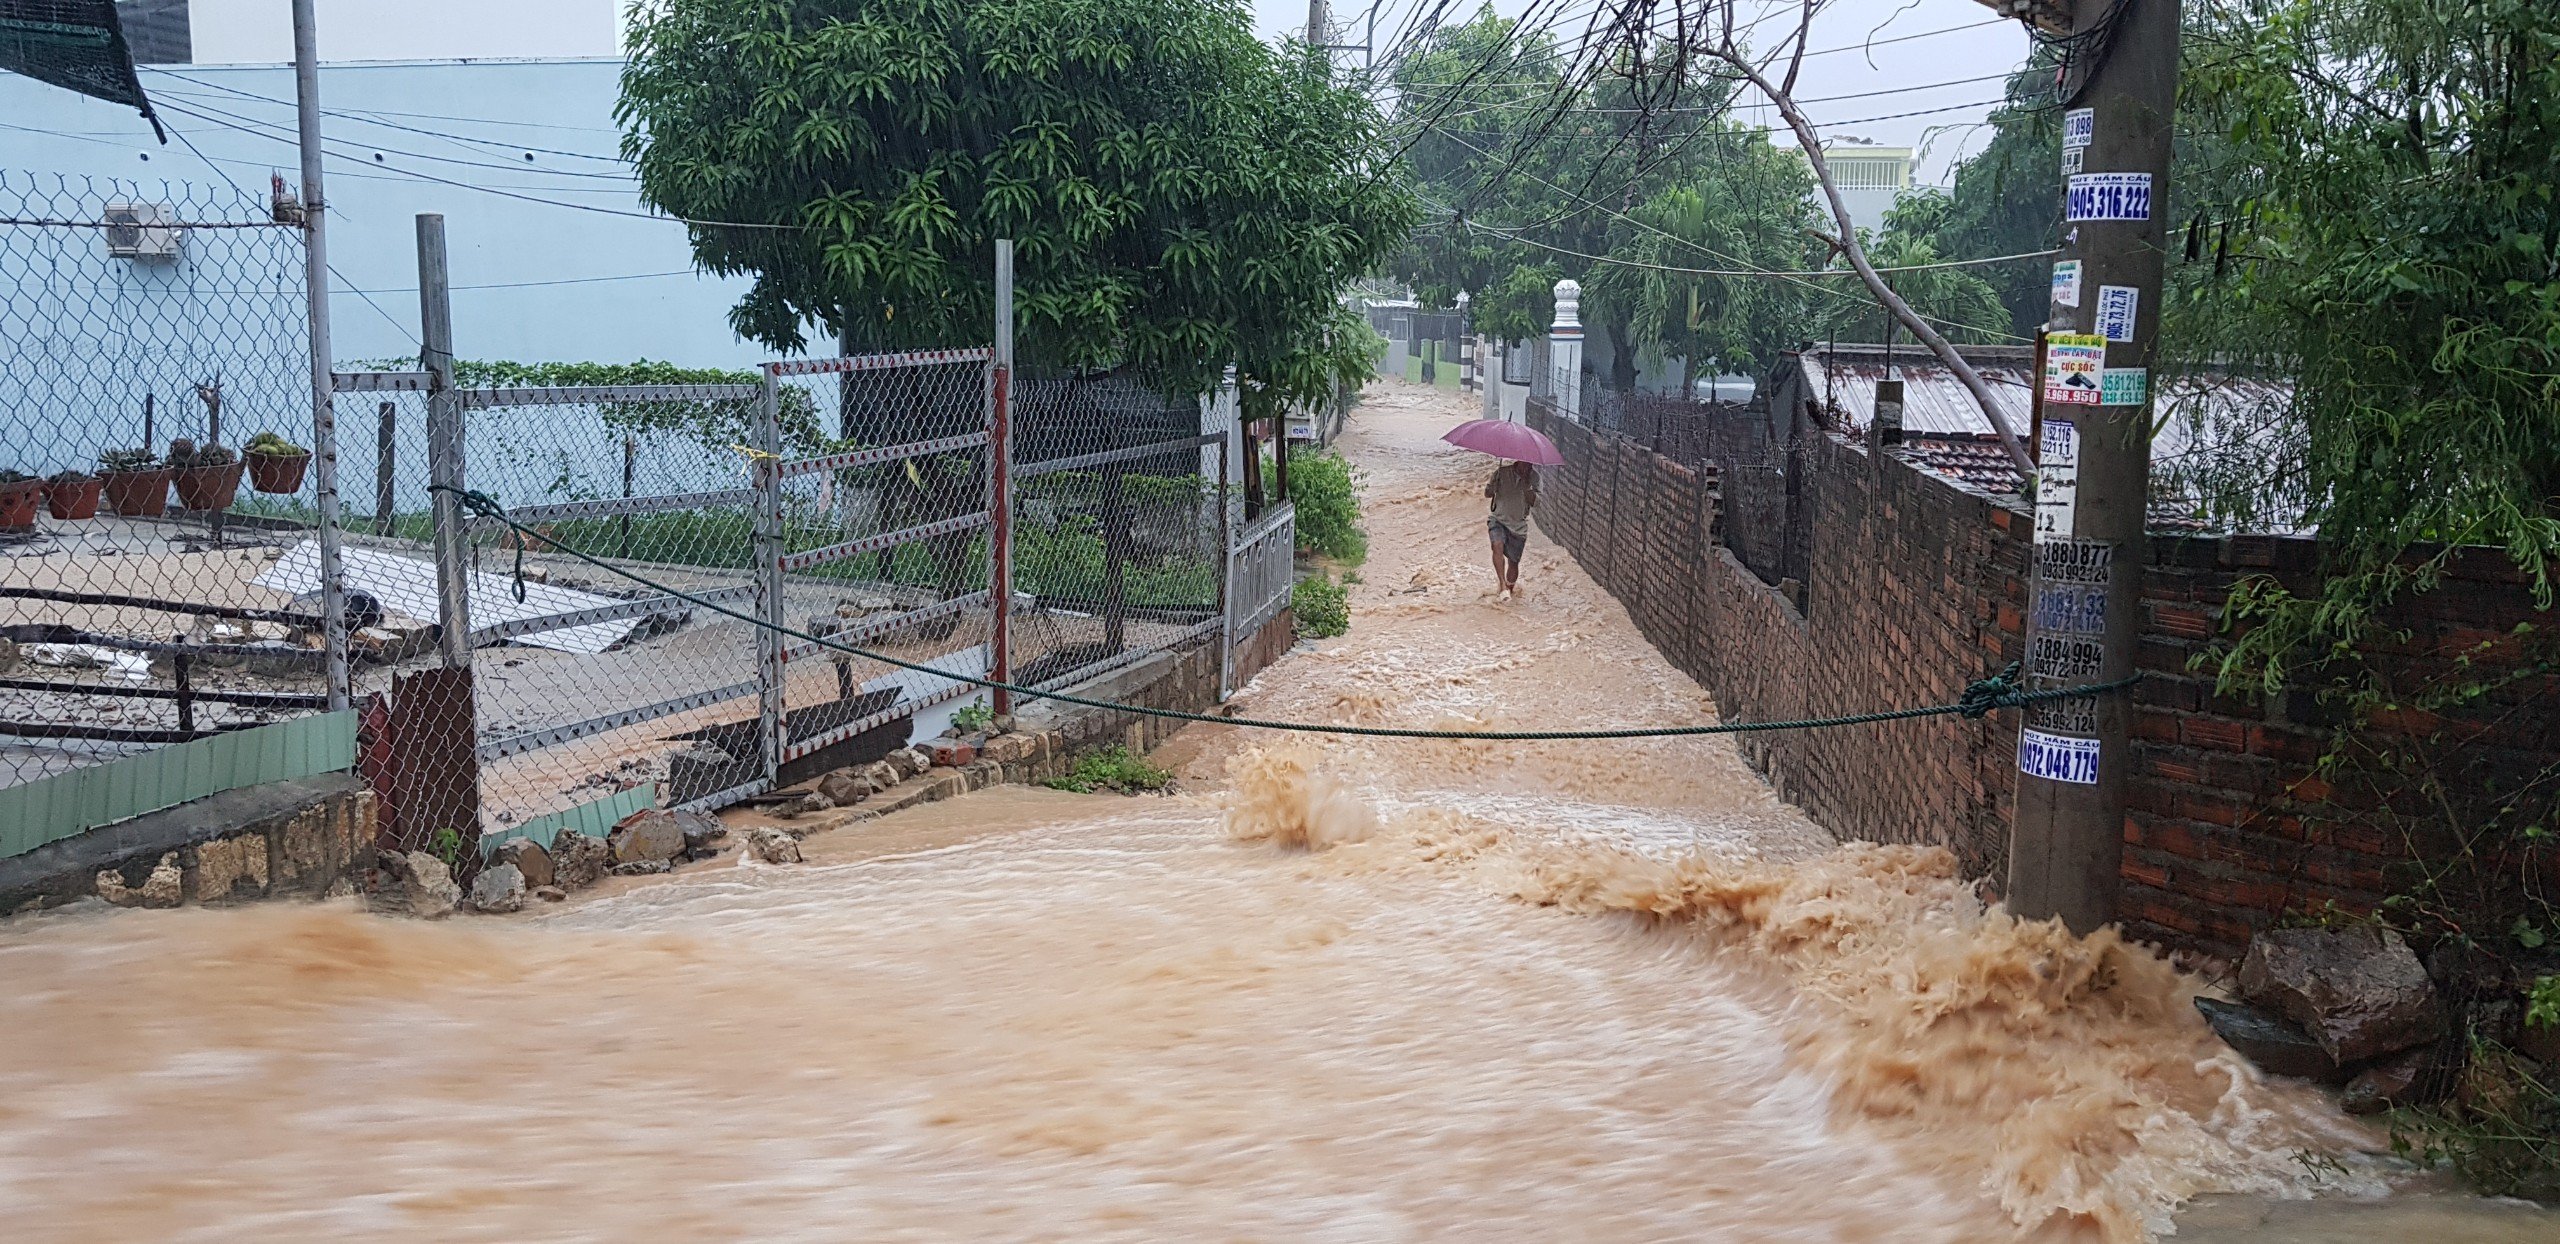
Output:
[1486, 517, 1526, 561]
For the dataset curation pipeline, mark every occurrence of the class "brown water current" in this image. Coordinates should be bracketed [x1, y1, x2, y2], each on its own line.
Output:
[0, 382, 2545, 1241]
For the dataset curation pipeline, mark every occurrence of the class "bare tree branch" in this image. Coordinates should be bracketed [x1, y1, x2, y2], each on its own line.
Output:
[1710, 13, 2034, 472]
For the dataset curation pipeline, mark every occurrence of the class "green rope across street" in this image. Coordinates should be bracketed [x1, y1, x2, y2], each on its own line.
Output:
[434, 486, 2139, 742]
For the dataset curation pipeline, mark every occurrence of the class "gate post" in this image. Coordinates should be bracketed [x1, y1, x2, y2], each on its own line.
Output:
[754, 366, 787, 789]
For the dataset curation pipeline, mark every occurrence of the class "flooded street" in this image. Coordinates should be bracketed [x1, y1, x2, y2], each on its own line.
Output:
[0, 382, 2543, 1241]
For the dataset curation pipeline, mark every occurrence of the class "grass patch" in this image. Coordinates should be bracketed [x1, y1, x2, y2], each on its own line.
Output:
[1040, 745, 1171, 794]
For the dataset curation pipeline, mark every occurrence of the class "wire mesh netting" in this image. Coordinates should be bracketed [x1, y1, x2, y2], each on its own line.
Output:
[0, 170, 343, 793]
[1007, 370, 1228, 693]
[444, 386, 768, 839]
[770, 354, 995, 767]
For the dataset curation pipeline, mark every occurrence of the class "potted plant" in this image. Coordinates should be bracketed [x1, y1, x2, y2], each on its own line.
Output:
[0, 470, 38, 529]
[99, 448, 171, 517]
[45, 468, 102, 520]
[170, 439, 244, 513]
[243, 431, 311, 494]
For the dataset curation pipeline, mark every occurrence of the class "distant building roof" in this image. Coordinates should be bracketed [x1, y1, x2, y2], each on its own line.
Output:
[1779, 343, 2305, 530]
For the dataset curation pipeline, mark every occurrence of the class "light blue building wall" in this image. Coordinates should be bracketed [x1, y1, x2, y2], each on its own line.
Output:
[2, 57, 760, 371]
[0, 57, 779, 499]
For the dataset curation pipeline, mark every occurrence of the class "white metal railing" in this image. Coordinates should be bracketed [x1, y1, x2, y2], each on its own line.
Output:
[1226, 500, 1296, 648]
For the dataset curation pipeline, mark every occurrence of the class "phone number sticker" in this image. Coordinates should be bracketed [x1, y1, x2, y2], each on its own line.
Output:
[2067, 172, 2152, 222]
[2018, 728, 2102, 785]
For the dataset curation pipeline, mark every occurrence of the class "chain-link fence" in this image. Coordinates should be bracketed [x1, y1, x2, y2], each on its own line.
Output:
[771, 352, 995, 773]
[3, 187, 1279, 850]
[0, 170, 341, 793]
[1006, 370, 1229, 698]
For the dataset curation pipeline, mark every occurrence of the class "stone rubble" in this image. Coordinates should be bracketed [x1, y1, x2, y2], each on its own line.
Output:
[470, 863, 527, 914]
[745, 828, 803, 865]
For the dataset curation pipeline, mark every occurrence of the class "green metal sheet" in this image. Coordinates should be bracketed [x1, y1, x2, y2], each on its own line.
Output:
[0, 712, 358, 860]
[480, 784, 658, 858]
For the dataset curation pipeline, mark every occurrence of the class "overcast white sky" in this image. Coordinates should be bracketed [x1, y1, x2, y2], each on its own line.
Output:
[194, 0, 2026, 183]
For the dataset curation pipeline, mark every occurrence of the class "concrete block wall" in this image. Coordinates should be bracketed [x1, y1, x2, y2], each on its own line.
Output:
[1, 773, 378, 917]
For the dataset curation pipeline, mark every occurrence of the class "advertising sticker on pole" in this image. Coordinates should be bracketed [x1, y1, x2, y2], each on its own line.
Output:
[2035, 419, 2080, 544]
[2043, 332, 2106, 406]
[2051, 259, 2083, 309]
[2066, 172, 2153, 222]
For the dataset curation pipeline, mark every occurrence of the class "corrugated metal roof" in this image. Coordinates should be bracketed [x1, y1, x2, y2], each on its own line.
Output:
[1797, 345, 2294, 457]
[1805, 353, 2036, 438]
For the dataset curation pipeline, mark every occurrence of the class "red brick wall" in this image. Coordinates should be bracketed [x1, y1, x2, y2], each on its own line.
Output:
[1532, 409, 2032, 882]
[1530, 406, 2559, 962]
[2121, 541, 2558, 958]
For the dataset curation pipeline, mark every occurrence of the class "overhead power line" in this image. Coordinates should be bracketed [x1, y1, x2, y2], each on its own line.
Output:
[153, 100, 809, 232]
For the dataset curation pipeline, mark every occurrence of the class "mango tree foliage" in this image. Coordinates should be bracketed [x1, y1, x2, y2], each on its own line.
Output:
[617, 0, 1417, 418]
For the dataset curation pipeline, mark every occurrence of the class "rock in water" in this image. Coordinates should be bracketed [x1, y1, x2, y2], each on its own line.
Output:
[607, 810, 687, 866]
[396, 850, 460, 920]
[495, 837, 554, 890]
[2340, 1042, 2449, 1115]
[745, 827, 802, 865]
[609, 859, 671, 877]
[672, 810, 728, 859]
[816, 767, 873, 806]
[2193, 996, 2342, 1081]
[531, 885, 567, 903]
[2239, 926, 2447, 1066]
[470, 863, 526, 914]
[550, 831, 609, 889]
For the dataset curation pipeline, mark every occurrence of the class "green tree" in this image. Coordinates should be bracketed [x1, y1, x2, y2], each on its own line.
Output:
[1814, 196, 2014, 347]
[1613, 143, 1819, 386]
[2180, 0, 2560, 686]
[618, 0, 1416, 422]
[1386, 6, 1800, 389]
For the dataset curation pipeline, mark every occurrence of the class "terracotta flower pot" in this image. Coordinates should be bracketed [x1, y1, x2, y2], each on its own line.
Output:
[174, 461, 244, 513]
[103, 467, 173, 517]
[46, 477, 102, 520]
[0, 479, 38, 528]
[247, 450, 311, 495]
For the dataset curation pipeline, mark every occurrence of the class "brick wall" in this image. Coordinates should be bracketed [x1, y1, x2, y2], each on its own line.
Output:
[1529, 405, 2558, 961]
[2121, 542, 2559, 957]
[1533, 407, 2032, 882]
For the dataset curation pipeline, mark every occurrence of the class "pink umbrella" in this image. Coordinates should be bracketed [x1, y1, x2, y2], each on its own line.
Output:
[1441, 418, 1564, 466]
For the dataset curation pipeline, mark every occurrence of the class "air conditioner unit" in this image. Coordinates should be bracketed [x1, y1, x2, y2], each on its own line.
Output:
[102, 202, 181, 261]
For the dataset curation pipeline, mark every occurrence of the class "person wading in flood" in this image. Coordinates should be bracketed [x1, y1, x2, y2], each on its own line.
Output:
[1484, 461, 1537, 600]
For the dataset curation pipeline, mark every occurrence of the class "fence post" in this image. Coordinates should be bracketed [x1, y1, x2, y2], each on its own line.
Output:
[755, 366, 786, 790]
[1216, 428, 1233, 699]
[292, 0, 350, 712]
[1550, 279, 1584, 418]
[417, 214, 470, 670]
[989, 239, 1015, 716]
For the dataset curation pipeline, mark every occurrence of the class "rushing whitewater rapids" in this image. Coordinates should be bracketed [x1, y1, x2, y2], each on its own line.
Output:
[0, 381, 2544, 1241]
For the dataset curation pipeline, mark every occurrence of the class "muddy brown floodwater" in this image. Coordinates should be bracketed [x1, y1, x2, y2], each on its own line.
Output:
[1, 381, 2550, 1242]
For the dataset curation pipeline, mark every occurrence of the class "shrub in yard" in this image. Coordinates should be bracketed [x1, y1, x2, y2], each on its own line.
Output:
[1293, 573, 1349, 638]
[1278, 450, 1365, 564]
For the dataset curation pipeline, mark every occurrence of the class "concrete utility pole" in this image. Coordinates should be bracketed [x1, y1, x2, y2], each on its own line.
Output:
[2004, 0, 2178, 933]
[417, 214, 469, 670]
[1307, 0, 1326, 50]
[290, 0, 350, 711]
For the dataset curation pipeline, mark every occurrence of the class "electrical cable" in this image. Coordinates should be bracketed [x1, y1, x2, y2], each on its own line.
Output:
[154, 100, 808, 232]
[435, 484, 2139, 741]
